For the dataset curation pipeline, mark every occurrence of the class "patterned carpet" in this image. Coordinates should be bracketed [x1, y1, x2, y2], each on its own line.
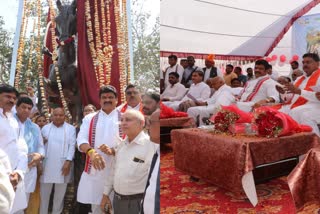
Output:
[160, 145, 319, 214]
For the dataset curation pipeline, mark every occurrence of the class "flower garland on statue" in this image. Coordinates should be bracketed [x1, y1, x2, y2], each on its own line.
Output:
[121, 0, 131, 83]
[36, 0, 50, 121]
[15, 0, 29, 89]
[48, 0, 72, 121]
[25, 19, 37, 85]
[114, 0, 126, 103]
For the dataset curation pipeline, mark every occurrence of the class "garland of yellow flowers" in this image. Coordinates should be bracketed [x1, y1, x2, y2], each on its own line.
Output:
[25, 19, 36, 85]
[14, 1, 29, 89]
[114, 0, 126, 102]
[101, 0, 113, 85]
[48, 0, 72, 121]
[36, 0, 50, 121]
[84, 0, 100, 85]
[121, 0, 131, 83]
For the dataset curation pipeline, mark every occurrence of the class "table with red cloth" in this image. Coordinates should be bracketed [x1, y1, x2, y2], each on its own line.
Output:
[171, 128, 320, 206]
[160, 117, 196, 143]
[288, 147, 320, 211]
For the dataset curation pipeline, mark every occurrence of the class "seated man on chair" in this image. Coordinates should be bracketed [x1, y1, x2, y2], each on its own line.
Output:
[161, 72, 187, 102]
[187, 77, 235, 126]
[163, 70, 210, 112]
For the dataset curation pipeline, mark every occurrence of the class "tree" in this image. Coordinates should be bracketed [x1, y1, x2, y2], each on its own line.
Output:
[131, 0, 160, 92]
[0, 16, 13, 84]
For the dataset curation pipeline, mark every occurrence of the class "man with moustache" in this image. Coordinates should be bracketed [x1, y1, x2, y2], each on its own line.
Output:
[118, 84, 143, 113]
[77, 85, 121, 214]
[14, 97, 45, 210]
[0, 84, 28, 214]
[161, 73, 187, 102]
[100, 110, 157, 214]
[276, 53, 320, 136]
[160, 55, 184, 91]
[236, 59, 279, 112]
[40, 108, 76, 214]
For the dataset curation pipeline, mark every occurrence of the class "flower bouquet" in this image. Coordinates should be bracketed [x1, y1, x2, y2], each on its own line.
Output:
[209, 105, 253, 133]
[254, 106, 312, 137]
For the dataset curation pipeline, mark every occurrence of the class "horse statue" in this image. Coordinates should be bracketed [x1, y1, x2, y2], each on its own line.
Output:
[44, 0, 82, 124]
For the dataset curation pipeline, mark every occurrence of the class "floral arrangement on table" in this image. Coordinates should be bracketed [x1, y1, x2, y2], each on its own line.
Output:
[209, 105, 312, 137]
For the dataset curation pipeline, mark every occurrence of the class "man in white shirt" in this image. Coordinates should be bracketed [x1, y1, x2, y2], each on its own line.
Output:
[14, 97, 45, 209]
[182, 56, 203, 88]
[77, 85, 121, 214]
[237, 60, 279, 112]
[100, 110, 157, 214]
[141, 109, 160, 214]
[0, 84, 28, 214]
[40, 108, 76, 214]
[161, 73, 187, 102]
[163, 70, 211, 111]
[142, 92, 160, 116]
[289, 61, 303, 81]
[276, 53, 320, 136]
[187, 77, 235, 126]
[117, 84, 143, 113]
[0, 149, 15, 213]
[202, 54, 223, 82]
[160, 55, 184, 92]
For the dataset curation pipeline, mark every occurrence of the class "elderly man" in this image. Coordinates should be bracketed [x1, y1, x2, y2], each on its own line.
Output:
[100, 110, 157, 214]
[0, 84, 28, 214]
[187, 77, 235, 126]
[118, 84, 143, 113]
[236, 59, 279, 112]
[142, 92, 160, 116]
[14, 97, 45, 209]
[276, 53, 320, 136]
[141, 109, 160, 214]
[77, 85, 121, 214]
[161, 73, 187, 102]
[40, 108, 76, 214]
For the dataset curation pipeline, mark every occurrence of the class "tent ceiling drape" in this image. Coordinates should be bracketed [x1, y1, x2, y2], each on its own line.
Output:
[160, 0, 320, 59]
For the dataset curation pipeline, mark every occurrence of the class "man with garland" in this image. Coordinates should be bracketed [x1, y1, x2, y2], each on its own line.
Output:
[77, 85, 122, 214]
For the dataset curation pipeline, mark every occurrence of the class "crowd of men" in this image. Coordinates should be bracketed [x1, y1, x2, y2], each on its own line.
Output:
[160, 53, 320, 136]
[0, 83, 160, 214]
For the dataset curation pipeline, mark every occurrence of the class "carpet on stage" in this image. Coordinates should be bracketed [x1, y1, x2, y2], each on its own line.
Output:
[160, 145, 320, 214]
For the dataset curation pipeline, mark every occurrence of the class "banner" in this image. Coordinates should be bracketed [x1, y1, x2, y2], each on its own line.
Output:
[292, 13, 320, 57]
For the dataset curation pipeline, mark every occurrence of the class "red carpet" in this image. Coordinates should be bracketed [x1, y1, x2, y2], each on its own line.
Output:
[160, 145, 319, 214]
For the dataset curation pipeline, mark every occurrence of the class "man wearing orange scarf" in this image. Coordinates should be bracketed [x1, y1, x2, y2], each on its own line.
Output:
[276, 53, 320, 136]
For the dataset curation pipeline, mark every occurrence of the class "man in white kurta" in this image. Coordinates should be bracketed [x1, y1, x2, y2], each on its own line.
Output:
[161, 72, 187, 102]
[0, 84, 28, 214]
[100, 110, 157, 214]
[236, 60, 279, 112]
[277, 53, 320, 136]
[163, 70, 210, 111]
[187, 77, 235, 126]
[117, 84, 143, 113]
[40, 108, 76, 214]
[77, 85, 120, 214]
[160, 54, 184, 91]
[14, 97, 45, 208]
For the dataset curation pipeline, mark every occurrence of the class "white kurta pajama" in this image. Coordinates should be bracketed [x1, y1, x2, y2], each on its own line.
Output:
[160, 64, 184, 89]
[187, 84, 235, 126]
[0, 109, 28, 214]
[40, 122, 76, 214]
[160, 83, 187, 102]
[77, 109, 120, 212]
[278, 71, 320, 136]
[237, 76, 279, 112]
[163, 82, 210, 111]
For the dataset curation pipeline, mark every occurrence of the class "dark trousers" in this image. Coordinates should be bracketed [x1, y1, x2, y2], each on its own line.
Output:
[113, 192, 143, 214]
